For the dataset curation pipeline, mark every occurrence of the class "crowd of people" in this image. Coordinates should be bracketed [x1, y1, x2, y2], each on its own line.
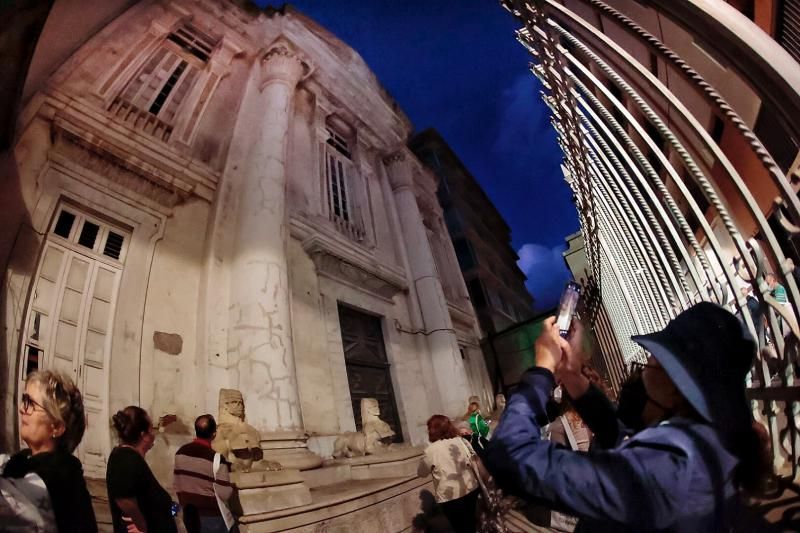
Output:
[1, 371, 235, 533]
[1, 301, 774, 533]
[419, 301, 773, 533]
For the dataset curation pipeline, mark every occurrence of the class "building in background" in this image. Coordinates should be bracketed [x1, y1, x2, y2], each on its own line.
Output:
[410, 129, 534, 335]
[410, 128, 534, 391]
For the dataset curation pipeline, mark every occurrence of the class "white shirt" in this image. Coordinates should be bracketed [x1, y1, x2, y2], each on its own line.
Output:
[418, 437, 479, 503]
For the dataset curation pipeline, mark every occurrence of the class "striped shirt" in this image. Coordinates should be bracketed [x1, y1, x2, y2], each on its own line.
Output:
[173, 439, 232, 517]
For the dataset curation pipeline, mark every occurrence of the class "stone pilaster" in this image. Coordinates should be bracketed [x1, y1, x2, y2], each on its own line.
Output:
[383, 150, 471, 417]
[226, 39, 320, 469]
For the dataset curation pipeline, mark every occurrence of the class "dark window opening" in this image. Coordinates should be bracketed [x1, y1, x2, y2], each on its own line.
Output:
[326, 128, 352, 159]
[710, 115, 725, 144]
[753, 104, 798, 173]
[53, 210, 75, 238]
[454, 238, 477, 270]
[25, 345, 41, 376]
[149, 61, 187, 115]
[167, 25, 216, 62]
[103, 231, 125, 260]
[649, 51, 659, 76]
[78, 221, 100, 250]
[467, 279, 487, 308]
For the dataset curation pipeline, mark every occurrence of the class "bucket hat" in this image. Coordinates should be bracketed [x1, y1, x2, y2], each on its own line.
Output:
[631, 302, 755, 434]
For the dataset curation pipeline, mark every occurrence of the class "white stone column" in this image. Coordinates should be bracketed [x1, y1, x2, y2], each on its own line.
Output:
[384, 151, 471, 417]
[225, 41, 320, 469]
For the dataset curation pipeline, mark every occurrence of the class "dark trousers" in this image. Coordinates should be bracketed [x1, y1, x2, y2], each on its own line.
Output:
[439, 489, 479, 533]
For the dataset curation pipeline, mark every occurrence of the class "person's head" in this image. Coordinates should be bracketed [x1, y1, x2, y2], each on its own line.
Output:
[766, 273, 777, 288]
[495, 394, 506, 410]
[20, 371, 86, 455]
[112, 406, 154, 454]
[426, 415, 459, 442]
[467, 402, 480, 415]
[631, 302, 768, 491]
[195, 414, 217, 440]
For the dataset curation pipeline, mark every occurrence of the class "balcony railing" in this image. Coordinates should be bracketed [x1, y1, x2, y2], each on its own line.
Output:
[109, 97, 173, 141]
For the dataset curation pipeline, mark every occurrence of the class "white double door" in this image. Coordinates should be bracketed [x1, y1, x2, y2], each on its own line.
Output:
[21, 240, 121, 476]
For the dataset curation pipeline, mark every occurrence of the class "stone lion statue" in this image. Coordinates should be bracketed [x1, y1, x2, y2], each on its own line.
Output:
[333, 398, 396, 458]
[212, 388, 282, 472]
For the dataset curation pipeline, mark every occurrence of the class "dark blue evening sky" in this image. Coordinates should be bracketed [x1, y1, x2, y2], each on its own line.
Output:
[258, 1, 579, 309]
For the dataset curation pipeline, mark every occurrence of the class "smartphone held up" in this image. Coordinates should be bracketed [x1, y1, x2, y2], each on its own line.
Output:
[555, 281, 582, 338]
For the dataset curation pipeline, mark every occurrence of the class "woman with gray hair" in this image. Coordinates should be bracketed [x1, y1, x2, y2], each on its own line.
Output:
[1, 370, 97, 532]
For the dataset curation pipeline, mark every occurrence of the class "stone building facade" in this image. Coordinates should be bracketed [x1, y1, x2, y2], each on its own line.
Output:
[0, 0, 492, 480]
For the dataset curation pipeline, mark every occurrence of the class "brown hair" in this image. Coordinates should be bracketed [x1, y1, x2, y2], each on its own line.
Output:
[111, 406, 150, 445]
[427, 415, 459, 442]
[26, 371, 86, 453]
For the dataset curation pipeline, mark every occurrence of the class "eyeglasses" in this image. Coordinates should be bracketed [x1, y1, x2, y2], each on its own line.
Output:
[21, 393, 49, 415]
[628, 360, 660, 375]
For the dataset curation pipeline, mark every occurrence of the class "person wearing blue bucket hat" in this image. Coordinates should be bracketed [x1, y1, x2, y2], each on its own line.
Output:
[486, 302, 772, 532]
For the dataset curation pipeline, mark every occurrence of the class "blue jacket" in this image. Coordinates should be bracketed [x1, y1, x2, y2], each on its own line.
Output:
[486, 368, 741, 532]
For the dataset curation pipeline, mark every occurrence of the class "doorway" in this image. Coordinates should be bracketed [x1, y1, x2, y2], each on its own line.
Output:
[337, 304, 402, 442]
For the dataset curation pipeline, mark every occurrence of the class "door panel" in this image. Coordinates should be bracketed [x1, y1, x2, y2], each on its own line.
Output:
[20, 240, 121, 475]
[337, 304, 402, 442]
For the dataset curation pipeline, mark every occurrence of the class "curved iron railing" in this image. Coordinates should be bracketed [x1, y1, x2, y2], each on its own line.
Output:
[503, 0, 800, 479]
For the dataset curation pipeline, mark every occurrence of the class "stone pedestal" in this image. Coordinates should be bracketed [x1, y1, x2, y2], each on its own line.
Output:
[328, 445, 425, 480]
[261, 431, 323, 471]
[232, 469, 312, 515]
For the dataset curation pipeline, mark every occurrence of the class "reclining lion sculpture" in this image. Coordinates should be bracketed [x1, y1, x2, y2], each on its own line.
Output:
[333, 398, 396, 458]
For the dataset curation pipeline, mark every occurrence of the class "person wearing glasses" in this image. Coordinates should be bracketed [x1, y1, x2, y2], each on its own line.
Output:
[106, 406, 178, 533]
[486, 302, 771, 531]
[1, 370, 97, 532]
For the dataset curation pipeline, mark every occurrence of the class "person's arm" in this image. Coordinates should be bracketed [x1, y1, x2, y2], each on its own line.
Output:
[115, 498, 147, 532]
[556, 320, 623, 449]
[476, 413, 490, 438]
[486, 318, 692, 529]
[570, 384, 624, 449]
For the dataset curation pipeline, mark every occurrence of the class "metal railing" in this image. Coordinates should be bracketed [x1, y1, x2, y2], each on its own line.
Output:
[503, 0, 800, 478]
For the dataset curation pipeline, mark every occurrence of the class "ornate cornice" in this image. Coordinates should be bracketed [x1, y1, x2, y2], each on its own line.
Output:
[291, 216, 407, 301]
[46, 92, 218, 206]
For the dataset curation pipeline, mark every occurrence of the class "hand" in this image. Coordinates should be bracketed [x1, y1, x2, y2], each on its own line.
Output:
[556, 320, 590, 398]
[558, 320, 585, 377]
[535, 317, 567, 372]
[122, 516, 144, 533]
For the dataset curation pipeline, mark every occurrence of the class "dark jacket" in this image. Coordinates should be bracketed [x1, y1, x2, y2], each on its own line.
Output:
[2, 449, 97, 533]
[486, 368, 741, 532]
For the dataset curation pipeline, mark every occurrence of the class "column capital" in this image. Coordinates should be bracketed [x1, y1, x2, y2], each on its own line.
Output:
[383, 149, 413, 191]
[260, 38, 313, 90]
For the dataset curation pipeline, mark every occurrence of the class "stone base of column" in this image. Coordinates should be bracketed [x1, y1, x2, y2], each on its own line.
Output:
[260, 431, 323, 470]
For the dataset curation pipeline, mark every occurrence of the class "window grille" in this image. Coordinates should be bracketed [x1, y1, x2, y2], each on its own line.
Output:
[111, 24, 217, 140]
[324, 128, 365, 241]
[50, 207, 130, 263]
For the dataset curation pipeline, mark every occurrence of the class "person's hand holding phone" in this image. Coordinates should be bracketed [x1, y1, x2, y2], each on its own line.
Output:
[556, 321, 591, 399]
[535, 317, 568, 372]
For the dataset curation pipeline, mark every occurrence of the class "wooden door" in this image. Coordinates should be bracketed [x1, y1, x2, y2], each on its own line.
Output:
[337, 304, 402, 442]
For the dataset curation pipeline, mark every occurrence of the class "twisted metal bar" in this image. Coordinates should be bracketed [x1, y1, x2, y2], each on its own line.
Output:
[551, 23, 763, 325]
[581, 116, 683, 315]
[583, 0, 800, 224]
[547, 5, 800, 347]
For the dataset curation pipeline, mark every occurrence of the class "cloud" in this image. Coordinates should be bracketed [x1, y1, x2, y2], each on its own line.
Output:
[517, 242, 573, 311]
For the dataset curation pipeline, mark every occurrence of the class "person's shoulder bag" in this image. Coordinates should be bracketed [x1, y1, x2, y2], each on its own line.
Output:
[457, 438, 508, 533]
[213, 453, 236, 532]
